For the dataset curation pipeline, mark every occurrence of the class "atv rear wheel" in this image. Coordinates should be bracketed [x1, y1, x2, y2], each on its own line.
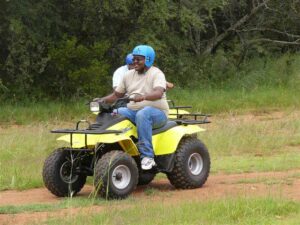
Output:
[94, 150, 138, 199]
[138, 171, 156, 185]
[167, 137, 210, 189]
[43, 148, 87, 197]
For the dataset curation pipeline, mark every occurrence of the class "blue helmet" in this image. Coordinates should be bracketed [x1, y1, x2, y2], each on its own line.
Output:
[125, 53, 133, 65]
[132, 45, 155, 67]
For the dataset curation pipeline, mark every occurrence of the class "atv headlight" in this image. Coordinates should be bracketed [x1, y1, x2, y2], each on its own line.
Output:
[90, 101, 100, 112]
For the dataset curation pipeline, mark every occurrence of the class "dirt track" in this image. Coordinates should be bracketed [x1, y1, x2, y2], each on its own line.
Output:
[1, 170, 300, 225]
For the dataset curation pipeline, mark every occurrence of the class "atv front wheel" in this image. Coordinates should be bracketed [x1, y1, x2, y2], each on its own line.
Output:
[43, 148, 87, 197]
[94, 150, 138, 199]
[167, 137, 210, 189]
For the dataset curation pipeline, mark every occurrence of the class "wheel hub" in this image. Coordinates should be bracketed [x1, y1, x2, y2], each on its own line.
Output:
[60, 161, 79, 184]
[112, 165, 131, 189]
[188, 153, 203, 175]
[115, 172, 123, 181]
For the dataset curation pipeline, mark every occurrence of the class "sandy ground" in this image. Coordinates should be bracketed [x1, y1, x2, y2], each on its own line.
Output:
[0, 170, 299, 225]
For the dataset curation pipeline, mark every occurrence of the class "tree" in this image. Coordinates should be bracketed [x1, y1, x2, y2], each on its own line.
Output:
[1, 0, 300, 99]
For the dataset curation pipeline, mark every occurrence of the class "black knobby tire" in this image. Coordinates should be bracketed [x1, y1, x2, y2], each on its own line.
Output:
[94, 150, 138, 199]
[167, 137, 210, 189]
[43, 148, 87, 197]
[138, 171, 156, 185]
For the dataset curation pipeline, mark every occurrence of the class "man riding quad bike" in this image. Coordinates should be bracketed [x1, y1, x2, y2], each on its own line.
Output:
[43, 97, 211, 199]
[43, 45, 210, 199]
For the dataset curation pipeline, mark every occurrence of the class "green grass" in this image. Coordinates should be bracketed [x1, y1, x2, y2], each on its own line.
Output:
[199, 110, 300, 173]
[0, 100, 90, 125]
[1, 196, 299, 225]
[0, 123, 65, 190]
[211, 153, 300, 174]
[45, 197, 300, 225]
[143, 187, 159, 196]
[168, 86, 300, 114]
[1, 87, 300, 125]
[0, 197, 106, 214]
[2, 196, 299, 225]
[0, 202, 65, 214]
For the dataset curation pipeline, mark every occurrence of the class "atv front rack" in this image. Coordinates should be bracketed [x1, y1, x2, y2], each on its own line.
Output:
[51, 129, 123, 148]
[51, 119, 124, 134]
[51, 120, 125, 148]
[51, 129, 123, 134]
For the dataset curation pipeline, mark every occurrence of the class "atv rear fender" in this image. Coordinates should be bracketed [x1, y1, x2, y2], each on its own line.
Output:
[153, 124, 205, 155]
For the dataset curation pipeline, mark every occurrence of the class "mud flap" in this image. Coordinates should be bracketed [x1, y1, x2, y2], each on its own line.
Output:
[155, 153, 175, 172]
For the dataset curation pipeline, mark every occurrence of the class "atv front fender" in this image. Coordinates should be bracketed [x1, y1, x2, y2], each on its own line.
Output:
[57, 132, 139, 156]
[152, 124, 205, 155]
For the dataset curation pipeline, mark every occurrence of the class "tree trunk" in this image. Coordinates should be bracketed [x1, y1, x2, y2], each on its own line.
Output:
[203, 0, 271, 55]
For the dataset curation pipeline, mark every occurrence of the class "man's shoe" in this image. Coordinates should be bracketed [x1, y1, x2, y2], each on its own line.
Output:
[141, 157, 156, 170]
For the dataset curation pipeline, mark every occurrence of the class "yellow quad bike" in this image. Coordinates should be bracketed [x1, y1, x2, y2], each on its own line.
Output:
[42, 97, 211, 199]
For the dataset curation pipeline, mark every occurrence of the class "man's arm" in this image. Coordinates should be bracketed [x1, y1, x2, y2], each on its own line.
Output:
[133, 87, 164, 102]
[98, 91, 125, 103]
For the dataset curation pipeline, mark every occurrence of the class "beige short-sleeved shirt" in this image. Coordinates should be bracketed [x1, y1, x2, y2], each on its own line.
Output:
[115, 66, 169, 115]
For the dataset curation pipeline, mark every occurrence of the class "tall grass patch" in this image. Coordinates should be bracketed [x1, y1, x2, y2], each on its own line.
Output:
[168, 86, 300, 114]
[225, 54, 300, 90]
[0, 124, 65, 190]
[200, 111, 300, 173]
[168, 54, 300, 114]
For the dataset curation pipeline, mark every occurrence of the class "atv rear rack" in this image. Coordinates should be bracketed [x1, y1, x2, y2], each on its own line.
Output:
[168, 99, 211, 122]
[168, 100, 192, 113]
[169, 113, 211, 125]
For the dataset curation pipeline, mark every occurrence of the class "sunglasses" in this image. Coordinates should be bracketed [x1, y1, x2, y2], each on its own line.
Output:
[133, 56, 145, 63]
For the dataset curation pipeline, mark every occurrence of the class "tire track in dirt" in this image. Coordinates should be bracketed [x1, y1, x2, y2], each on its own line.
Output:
[1, 170, 300, 225]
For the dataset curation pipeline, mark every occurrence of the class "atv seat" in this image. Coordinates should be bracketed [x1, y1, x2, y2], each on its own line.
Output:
[152, 120, 177, 135]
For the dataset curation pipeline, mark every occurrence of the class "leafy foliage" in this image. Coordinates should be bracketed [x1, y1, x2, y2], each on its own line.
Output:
[45, 38, 111, 98]
[0, 0, 300, 99]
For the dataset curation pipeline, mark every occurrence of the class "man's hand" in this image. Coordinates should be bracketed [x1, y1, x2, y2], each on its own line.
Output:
[166, 82, 174, 90]
[132, 95, 145, 102]
[93, 97, 105, 103]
